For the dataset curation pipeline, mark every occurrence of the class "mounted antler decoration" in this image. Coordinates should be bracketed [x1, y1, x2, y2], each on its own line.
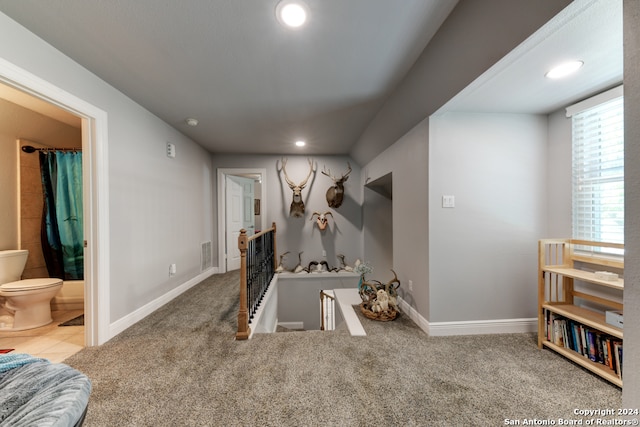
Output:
[359, 269, 400, 321]
[310, 211, 333, 230]
[279, 158, 314, 217]
[275, 251, 290, 273]
[322, 162, 351, 208]
[336, 254, 354, 272]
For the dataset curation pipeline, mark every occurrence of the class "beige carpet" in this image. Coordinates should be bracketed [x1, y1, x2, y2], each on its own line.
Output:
[65, 270, 621, 426]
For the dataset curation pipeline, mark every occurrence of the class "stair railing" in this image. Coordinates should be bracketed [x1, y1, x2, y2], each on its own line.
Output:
[320, 290, 336, 331]
[236, 222, 277, 340]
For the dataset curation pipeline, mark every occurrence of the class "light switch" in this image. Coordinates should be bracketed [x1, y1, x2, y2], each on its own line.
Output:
[442, 195, 455, 208]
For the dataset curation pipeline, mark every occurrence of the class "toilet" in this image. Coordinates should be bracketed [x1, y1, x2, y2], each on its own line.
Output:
[0, 250, 63, 331]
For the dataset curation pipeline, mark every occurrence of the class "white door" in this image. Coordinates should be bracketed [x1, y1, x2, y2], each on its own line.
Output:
[225, 175, 255, 271]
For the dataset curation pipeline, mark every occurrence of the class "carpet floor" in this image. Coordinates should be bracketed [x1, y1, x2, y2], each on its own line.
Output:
[65, 270, 621, 426]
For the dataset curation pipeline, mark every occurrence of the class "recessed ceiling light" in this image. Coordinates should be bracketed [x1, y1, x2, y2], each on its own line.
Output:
[295, 140, 306, 147]
[276, 1, 308, 28]
[186, 118, 199, 126]
[545, 60, 584, 79]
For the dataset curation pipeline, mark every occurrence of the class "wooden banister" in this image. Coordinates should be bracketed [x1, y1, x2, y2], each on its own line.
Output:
[236, 229, 250, 340]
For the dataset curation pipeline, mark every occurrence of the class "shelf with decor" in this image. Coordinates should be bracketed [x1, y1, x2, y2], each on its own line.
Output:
[538, 239, 624, 387]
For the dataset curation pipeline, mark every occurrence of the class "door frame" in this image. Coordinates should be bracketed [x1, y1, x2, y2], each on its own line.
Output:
[217, 168, 266, 273]
[0, 57, 110, 346]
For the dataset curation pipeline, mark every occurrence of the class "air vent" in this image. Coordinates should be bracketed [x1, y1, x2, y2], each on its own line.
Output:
[201, 241, 212, 271]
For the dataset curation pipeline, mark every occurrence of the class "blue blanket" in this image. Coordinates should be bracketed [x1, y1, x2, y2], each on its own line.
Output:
[0, 354, 91, 426]
[0, 353, 48, 373]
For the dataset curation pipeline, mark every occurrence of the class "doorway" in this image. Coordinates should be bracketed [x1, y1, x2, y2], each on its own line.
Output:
[217, 168, 267, 273]
[225, 175, 255, 271]
[0, 57, 110, 346]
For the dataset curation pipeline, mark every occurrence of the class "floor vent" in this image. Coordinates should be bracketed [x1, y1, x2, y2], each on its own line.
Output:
[201, 241, 212, 271]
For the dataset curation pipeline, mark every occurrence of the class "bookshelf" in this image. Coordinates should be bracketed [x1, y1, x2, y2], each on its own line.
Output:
[538, 239, 624, 387]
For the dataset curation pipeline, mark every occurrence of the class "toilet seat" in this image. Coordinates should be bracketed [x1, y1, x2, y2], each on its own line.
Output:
[0, 278, 63, 293]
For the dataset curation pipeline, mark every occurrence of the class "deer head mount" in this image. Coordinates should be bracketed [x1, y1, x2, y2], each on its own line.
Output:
[322, 162, 351, 208]
[310, 211, 333, 230]
[278, 157, 314, 217]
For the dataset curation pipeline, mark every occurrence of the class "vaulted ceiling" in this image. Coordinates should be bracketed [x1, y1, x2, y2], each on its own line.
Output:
[0, 0, 623, 164]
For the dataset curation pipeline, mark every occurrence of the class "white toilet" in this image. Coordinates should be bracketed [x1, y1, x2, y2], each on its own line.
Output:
[0, 250, 63, 331]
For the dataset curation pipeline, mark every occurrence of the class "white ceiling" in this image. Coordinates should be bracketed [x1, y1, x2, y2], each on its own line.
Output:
[0, 0, 457, 155]
[0, 0, 623, 158]
[438, 0, 622, 115]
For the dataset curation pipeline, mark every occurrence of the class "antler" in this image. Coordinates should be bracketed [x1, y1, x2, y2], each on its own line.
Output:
[321, 165, 335, 180]
[384, 269, 400, 295]
[310, 212, 321, 221]
[281, 157, 314, 190]
[298, 158, 314, 189]
[322, 162, 352, 182]
[343, 162, 352, 180]
[280, 157, 296, 189]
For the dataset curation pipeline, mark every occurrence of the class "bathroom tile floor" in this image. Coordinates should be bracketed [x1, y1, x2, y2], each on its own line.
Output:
[0, 309, 84, 363]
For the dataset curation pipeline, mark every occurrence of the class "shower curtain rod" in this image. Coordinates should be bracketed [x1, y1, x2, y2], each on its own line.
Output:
[21, 145, 82, 153]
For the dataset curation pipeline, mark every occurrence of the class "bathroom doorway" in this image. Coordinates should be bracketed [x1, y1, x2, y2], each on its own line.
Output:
[0, 84, 86, 350]
[0, 59, 110, 346]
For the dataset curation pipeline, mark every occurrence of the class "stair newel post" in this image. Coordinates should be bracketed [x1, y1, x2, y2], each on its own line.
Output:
[236, 228, 250, 340]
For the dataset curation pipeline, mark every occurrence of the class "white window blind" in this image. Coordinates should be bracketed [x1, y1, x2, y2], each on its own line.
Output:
[570, 92, 624, 244]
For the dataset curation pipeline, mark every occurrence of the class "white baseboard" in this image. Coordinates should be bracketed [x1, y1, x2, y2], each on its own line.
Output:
[428, 318, 537, 336]
[109, 267, 218, 339]
[397, 296, 429, 333]
[398, 296, 537, 336]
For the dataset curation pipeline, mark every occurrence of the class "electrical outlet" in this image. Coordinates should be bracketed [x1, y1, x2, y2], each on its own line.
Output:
[408, 280, 413, 291]
[442, 195, 455, 208]
[322, 250, 326, 257]
[169, 263, 177, 276]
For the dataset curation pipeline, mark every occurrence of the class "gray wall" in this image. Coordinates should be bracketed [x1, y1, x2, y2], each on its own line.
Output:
[429, 112, 547, 321]
[546, 109, 572, 237]
[623, 0, 640, 408]
[0, 12, 215, 324]
[211, 154, 362, 272]
[361, 119, 430, 318]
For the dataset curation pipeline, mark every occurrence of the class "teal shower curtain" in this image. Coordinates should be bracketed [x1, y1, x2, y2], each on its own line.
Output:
[40, 151, 84, 280]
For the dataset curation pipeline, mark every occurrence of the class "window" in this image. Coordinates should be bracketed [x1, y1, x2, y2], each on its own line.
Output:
[567, 86, 624, 244]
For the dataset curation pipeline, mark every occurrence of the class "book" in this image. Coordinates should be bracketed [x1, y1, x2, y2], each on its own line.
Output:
[553, 319, 564, 347]
[596, 333, 605, 364]
[587, 329, 598, 362]
[606, 338, 614, 369]
[580, 325, 588, 358]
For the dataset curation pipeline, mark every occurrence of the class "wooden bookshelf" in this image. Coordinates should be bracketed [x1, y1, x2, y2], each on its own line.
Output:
[538, 239, 624, 387]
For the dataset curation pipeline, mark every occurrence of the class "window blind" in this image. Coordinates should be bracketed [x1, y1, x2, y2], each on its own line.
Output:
[571, 95, 624, 244]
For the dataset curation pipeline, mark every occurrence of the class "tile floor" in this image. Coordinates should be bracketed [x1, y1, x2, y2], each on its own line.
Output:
[0, 309, 84, 363]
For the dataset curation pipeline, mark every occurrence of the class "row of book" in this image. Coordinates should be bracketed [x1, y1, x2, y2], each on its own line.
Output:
[544, 310, 622, 379]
